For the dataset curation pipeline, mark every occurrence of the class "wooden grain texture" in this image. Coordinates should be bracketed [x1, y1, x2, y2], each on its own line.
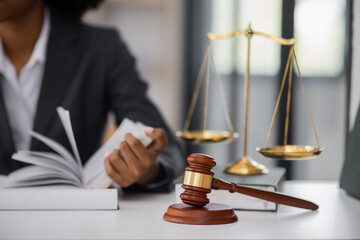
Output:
[180, 185, 211, 207]
[184, 153, 216, 175]
[212, 178, 319, 210]
[180, 153, 215, 207]
[163, 203, 238, 225]
[181, 153, 318, 211]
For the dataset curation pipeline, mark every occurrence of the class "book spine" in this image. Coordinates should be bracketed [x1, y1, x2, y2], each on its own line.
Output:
[0, 189, 118, 210]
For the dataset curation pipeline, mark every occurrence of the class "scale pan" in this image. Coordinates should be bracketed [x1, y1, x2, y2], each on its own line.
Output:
[256, 145, 323, 159]
[176, 130, 238, 144]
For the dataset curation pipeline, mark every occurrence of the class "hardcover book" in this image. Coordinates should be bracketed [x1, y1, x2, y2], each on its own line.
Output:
[0, 107, 153, 210]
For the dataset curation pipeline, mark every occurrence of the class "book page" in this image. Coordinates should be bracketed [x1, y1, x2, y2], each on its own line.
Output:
[29, 131, 82, 177]
[85, 171, 113, 189]
[16, 150, 79, 174]
[4, 178, 81, 188]
[56, 107, 82, 169]
[3, 166, 82, 188]
[12, 151, 81, 185]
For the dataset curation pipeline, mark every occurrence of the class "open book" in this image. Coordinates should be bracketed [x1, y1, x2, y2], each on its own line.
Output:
[3, 107, 153, 189]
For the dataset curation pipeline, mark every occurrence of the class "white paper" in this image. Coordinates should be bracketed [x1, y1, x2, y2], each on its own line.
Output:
[11, 152, 81, 185]
[56, 107, 82, 170]
[15, 151, 79, 178]
[29, 131, 81, 176]
[4, 166, 82, 188]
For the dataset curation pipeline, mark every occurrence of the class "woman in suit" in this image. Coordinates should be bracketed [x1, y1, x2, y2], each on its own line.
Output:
[0, 0, 185, 191]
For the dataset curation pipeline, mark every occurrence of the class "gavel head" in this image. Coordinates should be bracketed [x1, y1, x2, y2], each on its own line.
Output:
[180, 153, 216, 207]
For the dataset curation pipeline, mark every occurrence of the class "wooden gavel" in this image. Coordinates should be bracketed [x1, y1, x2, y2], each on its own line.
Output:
[180, 153, 319, 211]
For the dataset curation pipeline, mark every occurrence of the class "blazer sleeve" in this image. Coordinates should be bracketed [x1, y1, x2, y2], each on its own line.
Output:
[104, 30, 186, 192]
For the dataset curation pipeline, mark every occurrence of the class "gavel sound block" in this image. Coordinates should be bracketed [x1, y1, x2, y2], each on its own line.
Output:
[163, 153, 319, 225]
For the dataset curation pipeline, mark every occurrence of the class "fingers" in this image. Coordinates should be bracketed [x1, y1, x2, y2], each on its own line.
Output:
[109, 149, 128, 171]
[122, 134, 156, 168]
[104, 149, 136, 187]
[144, 127, 168, 153]
[120, 138, 148, 176]
[104, 153, 123, 185]
[104, 128, 168, 187]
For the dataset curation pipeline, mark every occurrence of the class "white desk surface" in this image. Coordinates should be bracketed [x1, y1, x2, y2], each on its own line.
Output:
[0, 181, 359, 239]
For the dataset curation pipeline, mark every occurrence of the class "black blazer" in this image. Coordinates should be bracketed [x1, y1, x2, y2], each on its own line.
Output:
[0, 10, 185, 191]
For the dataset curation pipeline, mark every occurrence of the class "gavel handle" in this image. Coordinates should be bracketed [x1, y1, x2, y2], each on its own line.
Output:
[212, 178, 319, 211]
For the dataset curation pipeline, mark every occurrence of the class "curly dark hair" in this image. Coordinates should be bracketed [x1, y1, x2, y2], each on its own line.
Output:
[44, 0, 105, 21]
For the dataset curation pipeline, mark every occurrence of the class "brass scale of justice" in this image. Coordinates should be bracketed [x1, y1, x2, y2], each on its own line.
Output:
[177, 24, 324, 175]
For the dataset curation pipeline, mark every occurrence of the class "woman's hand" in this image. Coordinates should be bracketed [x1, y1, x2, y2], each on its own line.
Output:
[104, 126, 167, 187]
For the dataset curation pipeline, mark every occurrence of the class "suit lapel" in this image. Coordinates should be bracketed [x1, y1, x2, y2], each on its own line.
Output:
[31, 11, 82, 150]
[0, 79, 15, 155]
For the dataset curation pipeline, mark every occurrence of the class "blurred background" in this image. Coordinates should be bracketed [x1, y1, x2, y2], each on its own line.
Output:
[84, 0, 359, 181]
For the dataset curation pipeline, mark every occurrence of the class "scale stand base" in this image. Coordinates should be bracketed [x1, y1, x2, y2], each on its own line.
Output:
[224, 156, 268, 175]
[163, 203, 238, 225]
